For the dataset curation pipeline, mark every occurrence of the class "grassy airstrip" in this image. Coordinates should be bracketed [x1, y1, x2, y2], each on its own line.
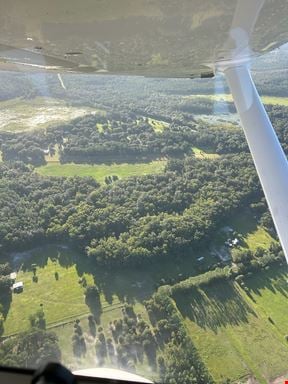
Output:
[36, 160, 166, 183]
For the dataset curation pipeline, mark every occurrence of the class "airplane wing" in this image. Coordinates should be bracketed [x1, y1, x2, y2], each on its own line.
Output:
[0, 0, 287, 77]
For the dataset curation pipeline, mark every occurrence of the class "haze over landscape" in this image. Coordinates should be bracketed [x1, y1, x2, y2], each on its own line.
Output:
[0, 46, 288, 383]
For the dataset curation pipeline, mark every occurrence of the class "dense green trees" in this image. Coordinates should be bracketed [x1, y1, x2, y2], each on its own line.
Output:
[85, 154, 261, 266]
[0, 263, 12, 335]
[0, 329, 61, 368]
[0, 150, 263, 267]
[0, 162, 99, 251]
[144, 290, 214, 384]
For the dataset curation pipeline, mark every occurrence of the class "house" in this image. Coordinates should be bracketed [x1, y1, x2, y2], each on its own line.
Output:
[12, 281, 24, 293]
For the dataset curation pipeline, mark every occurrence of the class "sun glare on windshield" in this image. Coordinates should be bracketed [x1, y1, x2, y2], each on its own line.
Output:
[0, 24, 288, 384]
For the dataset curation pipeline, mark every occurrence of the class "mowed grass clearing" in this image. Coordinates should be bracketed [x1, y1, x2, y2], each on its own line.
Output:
[3, 243, 156, 378]
[36, 160, 166, 183]
[4, 258, 94, 336]
[174, 265, 288, 383]
[186, 94, 288, 106]
[3, 244, 152, 336]
[243, 265, 288, 338]
[192, 147, 220, 159]
[228, 210, 276, 251]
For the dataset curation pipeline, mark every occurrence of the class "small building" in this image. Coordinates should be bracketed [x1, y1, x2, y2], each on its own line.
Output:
[232, 238, 239, 246]
[12, 281, 24, 293]
[10, 272, 17, 282]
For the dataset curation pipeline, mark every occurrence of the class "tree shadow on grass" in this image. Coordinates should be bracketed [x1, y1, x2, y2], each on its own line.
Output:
[90, 267, 155, 306]
[244, 264, 288, 299]
[173, 281, 257, 333]
[19, 244, 79, 272]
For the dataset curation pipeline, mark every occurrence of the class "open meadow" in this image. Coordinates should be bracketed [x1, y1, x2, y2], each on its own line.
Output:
[174, 265, 288, 383]
[36, 160, 166, 183]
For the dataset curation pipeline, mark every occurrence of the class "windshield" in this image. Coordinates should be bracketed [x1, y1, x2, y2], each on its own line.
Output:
[0, 34, 288, 384]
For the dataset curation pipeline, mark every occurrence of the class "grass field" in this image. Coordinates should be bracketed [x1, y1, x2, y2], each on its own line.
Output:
[3, 244, 152, 337]
[174, 265, 288, 383]
[3, 244, 157, 378]
[243, 265, 288, 337]
[4, 262, 92, 336]
[0, 97, 104, 132]
[229, 211, 276, 251]
[3, 240, 215, 338]
[192, 147, 220, 159]
[186, 94, 288, 107]
[36, 160, 166, 183]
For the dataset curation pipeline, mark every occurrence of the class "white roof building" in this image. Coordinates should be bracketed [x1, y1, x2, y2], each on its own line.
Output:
[12, 282, 23, 290]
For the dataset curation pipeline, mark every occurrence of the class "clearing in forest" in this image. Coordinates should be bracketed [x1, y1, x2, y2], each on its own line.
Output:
[0, 97, 104, 132]
[192, 147, 220, 159]
[36, 160, 166, 183]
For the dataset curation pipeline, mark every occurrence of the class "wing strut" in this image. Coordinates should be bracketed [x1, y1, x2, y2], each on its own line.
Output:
[223, 64, 288, 262]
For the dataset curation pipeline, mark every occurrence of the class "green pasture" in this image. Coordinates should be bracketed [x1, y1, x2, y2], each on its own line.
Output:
[174, 265, 288, 383]
[229, 211, 276, 251]
[36, 160, 166, 183]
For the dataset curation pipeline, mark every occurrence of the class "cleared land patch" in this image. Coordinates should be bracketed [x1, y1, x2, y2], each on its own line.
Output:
[192, 147, 220, 159]
[229, 211, 276, 251]
[0, 97, 105, 132]
[36, 160, 166, 183]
